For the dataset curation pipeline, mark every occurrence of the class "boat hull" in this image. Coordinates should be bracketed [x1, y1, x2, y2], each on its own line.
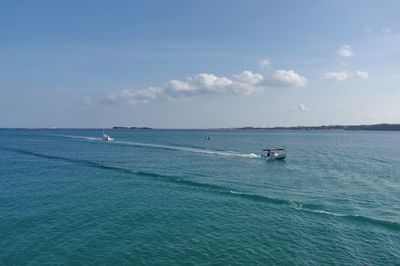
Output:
[261, 154, 286, 160]
[261, 149, 287, 160]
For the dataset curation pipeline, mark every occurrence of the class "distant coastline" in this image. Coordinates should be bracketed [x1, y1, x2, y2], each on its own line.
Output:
[2, 123, 400, 131]
[232, 123, 400, 131]
[111, 123, 400, 131]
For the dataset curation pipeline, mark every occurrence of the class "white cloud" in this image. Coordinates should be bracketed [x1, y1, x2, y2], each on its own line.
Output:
[190, 73, 234, 94]
[231, 71, 264, 95]
[290, 103, 310, 113]
[233, 70, 263, 85]
[266, 70, 308, 87]
[105, 87, 165, 105]
[321, 70, 369, 81]
[168, 80, 193, 91]
[104, 69, 307, 105]
[337, 45, 354, 57]
[365, 26, 372, 34]
[258, 58, 270, 68]
[298, 104, 310, 112]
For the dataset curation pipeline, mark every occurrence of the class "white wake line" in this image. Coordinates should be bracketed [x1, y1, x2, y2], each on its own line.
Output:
[58, 134, 102, 141]
[116, 140, 261, 158]
[58, 135, 261, 159]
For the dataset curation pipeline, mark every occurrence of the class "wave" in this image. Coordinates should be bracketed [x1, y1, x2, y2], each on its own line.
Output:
[0, 147, 227, 192]
[3, 146, 399, 232]
[364, 156, 392, 164]
[300, 207, 400, 231]
[227, 191, 400, 231]
[57, 134, 261, 159]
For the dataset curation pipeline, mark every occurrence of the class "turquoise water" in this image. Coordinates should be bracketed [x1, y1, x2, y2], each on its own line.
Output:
[1, 129, 400, 265]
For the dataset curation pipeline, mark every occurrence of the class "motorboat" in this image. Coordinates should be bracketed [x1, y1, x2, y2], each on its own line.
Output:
[261, 148, 286, 160]
[204, 136, 212, 140]
[102, 129, 113, 141]
[102, 134, 113, 141]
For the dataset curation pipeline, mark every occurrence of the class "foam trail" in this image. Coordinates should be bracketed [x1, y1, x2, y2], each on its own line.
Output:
[57, 134, 102, 141]
[57, 134, 261, 159]
[114, 140, 260, 158]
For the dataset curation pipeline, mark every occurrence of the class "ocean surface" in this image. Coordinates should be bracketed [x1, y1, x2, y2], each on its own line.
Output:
[1, 129, 400, 265]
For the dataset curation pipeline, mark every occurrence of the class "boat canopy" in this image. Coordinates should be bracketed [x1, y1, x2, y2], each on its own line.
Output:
[262, 148, 285, 151]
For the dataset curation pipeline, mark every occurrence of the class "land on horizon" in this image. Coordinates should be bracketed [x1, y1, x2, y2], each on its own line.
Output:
[3, 123, 400, 131]
[112, 123, 400, 131]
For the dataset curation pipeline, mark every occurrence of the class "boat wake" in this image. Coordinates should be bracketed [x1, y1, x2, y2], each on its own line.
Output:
[58, 134, 102, 141]
[2, 146, 399, 232]
[57, 134, 261, 159]
[229, 191, 400, 231]
[114, 140, 261, 158]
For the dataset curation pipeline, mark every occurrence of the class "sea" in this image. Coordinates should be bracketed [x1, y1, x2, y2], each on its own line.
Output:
[1, 129, 399, 265]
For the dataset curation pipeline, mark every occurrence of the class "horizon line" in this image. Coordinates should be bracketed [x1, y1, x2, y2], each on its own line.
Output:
[1, 122, 400, 130]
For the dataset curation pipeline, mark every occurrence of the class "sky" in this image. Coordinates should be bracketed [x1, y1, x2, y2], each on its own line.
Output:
[1, 0, 400, 128]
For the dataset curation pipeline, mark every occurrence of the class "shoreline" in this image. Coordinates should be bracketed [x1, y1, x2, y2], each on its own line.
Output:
[1, 123, 400, 131]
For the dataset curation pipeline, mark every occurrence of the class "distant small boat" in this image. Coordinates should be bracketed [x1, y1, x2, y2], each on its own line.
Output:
[205, 136, 212, 140]
[261, 148, 286, 160]
[102, 134, 113, 141]
[102, 129, 113, 141]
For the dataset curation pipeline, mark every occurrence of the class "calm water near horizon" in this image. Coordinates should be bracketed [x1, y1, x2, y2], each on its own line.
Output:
[1, 129, 400, 265]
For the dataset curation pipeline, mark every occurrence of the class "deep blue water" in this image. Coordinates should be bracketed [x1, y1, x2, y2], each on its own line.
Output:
[1, 129, 400, 265]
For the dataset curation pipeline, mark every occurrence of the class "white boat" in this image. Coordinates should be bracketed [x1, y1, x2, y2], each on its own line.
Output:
[102, 129, 113, 141]
[102, 134, 113, 141]
[261, 148, 286, 160]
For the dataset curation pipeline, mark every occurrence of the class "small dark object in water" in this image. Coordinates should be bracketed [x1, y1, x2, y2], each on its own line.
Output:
[261, 148, 286, 160]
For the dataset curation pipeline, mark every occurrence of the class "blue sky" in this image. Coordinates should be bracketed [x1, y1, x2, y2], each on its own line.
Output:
[1, 0, 400, 128]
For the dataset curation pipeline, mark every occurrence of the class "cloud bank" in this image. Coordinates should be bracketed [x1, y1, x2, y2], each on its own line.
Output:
[104, 69, 307, 105]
